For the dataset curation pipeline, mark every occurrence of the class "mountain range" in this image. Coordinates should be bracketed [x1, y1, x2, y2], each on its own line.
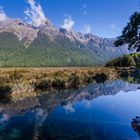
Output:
[0, 17, 130, 67]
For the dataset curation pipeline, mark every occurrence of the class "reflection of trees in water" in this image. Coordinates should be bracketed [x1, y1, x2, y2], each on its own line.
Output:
[132, 116, 140, 138]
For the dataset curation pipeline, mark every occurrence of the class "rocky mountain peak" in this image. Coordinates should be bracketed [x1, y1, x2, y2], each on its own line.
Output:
[0, 18, 38, 45]
[0, 15, 116, 47]
[0, 16, 130, 56]
[59, 27, 79, 42]
[38, 20, 60, 41]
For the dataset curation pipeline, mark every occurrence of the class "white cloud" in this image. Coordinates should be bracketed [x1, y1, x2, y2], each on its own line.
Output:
[0, 6, 8, 21]
[61, 16, 75, 31]
[82, 4, 87, 9]
[82, 4, 88, 15]
[24, 0, 47, 27]
[83, 11, 88, 15]
[110, 24, 116, 30]
[83, 24, 92, 34]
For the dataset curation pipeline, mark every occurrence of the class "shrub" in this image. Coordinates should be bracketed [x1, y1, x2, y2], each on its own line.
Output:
[51, 79, 65, 90]
[94, 73, 108, 83]
[121, 55, 136, 67]
[82, 74, 94, 84]
[120, 71, 129, 78]
[34, 79, 52, 91]
[34, 78, 65, 91]
[67, 73, 80, 88]
[106, 54, 136, 67]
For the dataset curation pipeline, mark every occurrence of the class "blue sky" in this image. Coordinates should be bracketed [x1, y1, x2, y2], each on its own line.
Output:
[0, 0, 139, 38]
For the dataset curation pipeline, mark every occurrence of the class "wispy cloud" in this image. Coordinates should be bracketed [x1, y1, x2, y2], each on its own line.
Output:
[61, 16, 75, 31]
[83, 11, 88, 15]
[0, 6, 8, 21]
[82, 3, 88, 15]
[82, 4, 87, 9]
[83, 24, 92, 34]
[110, 24, 116, 30]
[24, 0, 46, 27]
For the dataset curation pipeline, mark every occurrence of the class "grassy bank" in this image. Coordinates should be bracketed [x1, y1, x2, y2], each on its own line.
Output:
[0, 67, 137, 102]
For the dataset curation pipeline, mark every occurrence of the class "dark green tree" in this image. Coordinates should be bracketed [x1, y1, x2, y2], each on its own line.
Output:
[115, 12, 140, 51]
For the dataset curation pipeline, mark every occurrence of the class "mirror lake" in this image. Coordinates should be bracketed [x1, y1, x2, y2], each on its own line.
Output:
[0, 80, 140, 140]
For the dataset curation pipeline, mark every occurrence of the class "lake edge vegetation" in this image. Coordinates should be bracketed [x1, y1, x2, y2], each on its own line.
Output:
[0, 67, 135, 102]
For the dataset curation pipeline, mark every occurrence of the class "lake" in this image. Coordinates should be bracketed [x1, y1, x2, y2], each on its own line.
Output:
[0, 80, 140, 140]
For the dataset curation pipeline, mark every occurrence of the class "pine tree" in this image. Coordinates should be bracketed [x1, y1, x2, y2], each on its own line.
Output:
[115, 12, 140, 51]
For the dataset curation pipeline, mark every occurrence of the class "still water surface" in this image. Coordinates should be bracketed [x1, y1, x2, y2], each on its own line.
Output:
[0, 80, 140, 140]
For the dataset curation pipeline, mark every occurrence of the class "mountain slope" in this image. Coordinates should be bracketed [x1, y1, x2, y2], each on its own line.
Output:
[0, 19, 38, 45]
[0, 18, 130, 67]
[0, 32, 106, 67]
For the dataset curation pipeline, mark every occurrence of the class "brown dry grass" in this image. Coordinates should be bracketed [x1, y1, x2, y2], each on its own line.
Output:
[0, 67, 130, 101]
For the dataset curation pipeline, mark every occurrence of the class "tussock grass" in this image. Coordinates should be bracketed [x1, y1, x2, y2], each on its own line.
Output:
[0, 67, 127, 100]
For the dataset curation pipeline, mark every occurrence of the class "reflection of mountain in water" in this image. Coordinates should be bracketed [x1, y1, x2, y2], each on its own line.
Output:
[0, 80, 139, 140]
[62, 80, 139, 104]
[0, 80, 139, 117]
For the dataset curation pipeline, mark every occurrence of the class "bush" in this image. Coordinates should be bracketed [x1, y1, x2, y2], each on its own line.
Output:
[82, 74, 95, 84]
[122, 55, 136, 67]
[67, 73, 80, 88]
[51, 79, 65, 90]
[34, 79, 52, 91]
[34, 79, 65, 91]
[94, 73, 108, 83]
[120, 71, 129, 78]
[106, 54, 136, 67]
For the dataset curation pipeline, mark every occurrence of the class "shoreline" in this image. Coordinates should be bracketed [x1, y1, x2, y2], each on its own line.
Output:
[0, 67, 137, 102]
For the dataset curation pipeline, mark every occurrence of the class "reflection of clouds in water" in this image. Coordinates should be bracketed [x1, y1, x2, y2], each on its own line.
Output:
[31, 108, 48, 124]
[63, 103, 75, 113]
[0, 113, 9, 123]
[31, 108, 44, 117]
[83, 100, 91, 109]
[36, 108, 44, 117]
